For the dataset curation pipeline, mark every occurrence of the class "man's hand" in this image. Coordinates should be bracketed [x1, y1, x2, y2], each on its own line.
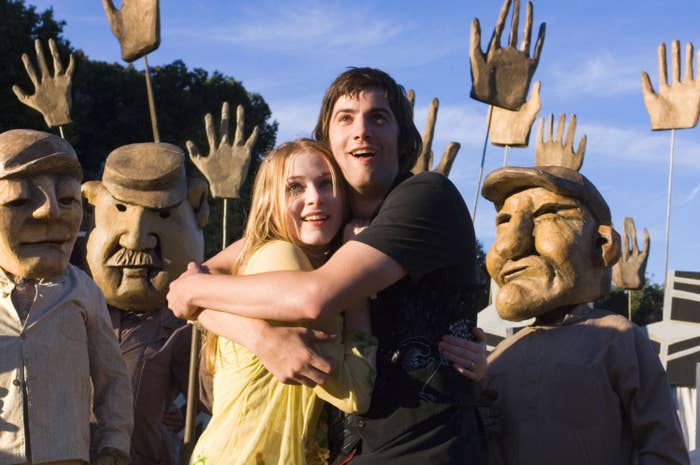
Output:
[102, 0, 160, 62]
[255, 325, 335, 387]
[489, 80, 541, 147]
[641, 40, 700, 130]
[439, 328, 488, 382]
[612, 217, 650, 290]
[167, 262, 205, 320]
[12, 38, 74, 128]
[187, 102, 259, 199]
[469, 0, 545, 110]
[535, 113, 586, 170]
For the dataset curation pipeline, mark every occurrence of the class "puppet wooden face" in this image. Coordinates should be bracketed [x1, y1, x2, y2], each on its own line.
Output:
[0, 173, 81, 279]
[84, 182, 204, 312]
[486, 187, 607, 321]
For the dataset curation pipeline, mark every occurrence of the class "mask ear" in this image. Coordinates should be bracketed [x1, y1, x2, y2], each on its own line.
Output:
[81, 181, 102, 206]
[188, 178, 209, 229]
[597, 224, 621, 267]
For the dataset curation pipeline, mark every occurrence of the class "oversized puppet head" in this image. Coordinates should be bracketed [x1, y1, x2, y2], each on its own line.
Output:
[83, 142, 208, 312]
[0, 129, 82, 279]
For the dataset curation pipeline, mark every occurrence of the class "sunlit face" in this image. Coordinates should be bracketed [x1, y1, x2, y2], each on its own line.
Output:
[486, 187, 603, 321]
[86, 184, 203, 312]
[285, 151, 344, 255]
[0, 173, 82, 279]
[327, 88, 399, 198]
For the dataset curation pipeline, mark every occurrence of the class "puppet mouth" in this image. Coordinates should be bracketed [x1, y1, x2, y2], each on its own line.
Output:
[500, 263, 530, 283]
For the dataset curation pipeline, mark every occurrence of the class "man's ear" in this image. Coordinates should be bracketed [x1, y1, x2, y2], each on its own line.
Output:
[188, 178, 209, 229]
[597, 224, 621, 267]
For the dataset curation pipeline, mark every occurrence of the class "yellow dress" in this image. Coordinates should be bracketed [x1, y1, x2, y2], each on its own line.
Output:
[191, 241, 377, 465]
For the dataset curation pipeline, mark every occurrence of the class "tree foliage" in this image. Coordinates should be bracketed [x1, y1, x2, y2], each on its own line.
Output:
[1, 0, 278, 258]
[596, 279, 664, 325]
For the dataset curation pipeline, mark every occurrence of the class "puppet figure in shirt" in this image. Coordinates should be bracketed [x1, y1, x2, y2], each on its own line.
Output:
[83, 143, 209, 465]
[477, 143, 689, 464]
[0, 129, 132, 465]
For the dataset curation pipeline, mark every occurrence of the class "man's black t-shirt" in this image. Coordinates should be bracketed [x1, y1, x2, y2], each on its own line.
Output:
[347, 171, 486, 464]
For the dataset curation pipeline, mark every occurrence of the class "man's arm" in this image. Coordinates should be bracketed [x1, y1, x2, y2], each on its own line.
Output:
[168, 240, 406, 321]
[198, 309, 334, 386]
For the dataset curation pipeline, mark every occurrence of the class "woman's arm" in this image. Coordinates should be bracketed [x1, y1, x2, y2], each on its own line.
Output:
[202, 238, 244, 274]
[198, 309, 334, 386]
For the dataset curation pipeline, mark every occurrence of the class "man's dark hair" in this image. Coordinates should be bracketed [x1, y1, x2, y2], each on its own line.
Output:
[313, 67, 422, 174]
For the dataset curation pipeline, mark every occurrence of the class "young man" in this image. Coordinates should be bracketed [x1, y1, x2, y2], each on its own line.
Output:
[168, 68, 487, 464]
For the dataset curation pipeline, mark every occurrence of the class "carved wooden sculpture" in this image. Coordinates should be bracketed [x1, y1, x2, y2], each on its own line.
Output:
[535, 113, 586, 170]
[408, 92, 460, 176]
[12, 38, 75, 128]
[480, 139, 687, 463]
[83, 143, 209, 465]
[612, 217, 650, 290]
[0, 129, 132, 465]
[102, 0, 160, 62]
[641, 41, 700, 130]
[187, 102, 259, 199]
[489, 80, 541, 147]
[469, 0, 545, 110]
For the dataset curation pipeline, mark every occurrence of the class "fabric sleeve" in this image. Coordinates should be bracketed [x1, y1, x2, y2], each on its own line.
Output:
[614, 325, 689, 465]
[353, 171, 476, 283]
[313, 325, 377, 414]
[244, 240, 313, 274]
[246, 242, 377, 413]
[83, 273, 134, 457]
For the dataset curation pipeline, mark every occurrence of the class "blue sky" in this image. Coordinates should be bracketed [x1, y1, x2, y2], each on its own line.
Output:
[26, 0, 700, 284]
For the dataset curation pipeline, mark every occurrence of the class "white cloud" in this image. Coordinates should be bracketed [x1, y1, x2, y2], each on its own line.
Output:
[578, 123, 700, 171]
[549, 52, 642, 98]
[267, 99, 319, 143]
[170, 4, 405, 52]
[686, 184, 700, 202]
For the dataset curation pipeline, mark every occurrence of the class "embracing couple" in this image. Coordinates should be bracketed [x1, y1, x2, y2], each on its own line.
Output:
[168, 67, 488, 465]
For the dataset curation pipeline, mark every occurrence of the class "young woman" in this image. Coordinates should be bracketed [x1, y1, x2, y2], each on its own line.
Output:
[190, 139, 376, 465]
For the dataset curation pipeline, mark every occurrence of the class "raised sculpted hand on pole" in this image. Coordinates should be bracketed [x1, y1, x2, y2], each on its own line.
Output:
[187, 102, 259, 199]
[409, 92, 461, 176]
[102, 0, 160, 62]
[12, 38, 74, 128]
[535, 113, 586, 170]
[490, 80, 541, 147]
[641, 41, 700, 130]
[612, 217, 650, 290]
[469, 0, 545, 110]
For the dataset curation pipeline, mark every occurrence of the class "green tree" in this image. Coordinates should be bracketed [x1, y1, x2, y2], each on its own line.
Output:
[1, 0, 278, 258]
[596, 278, 664, 325]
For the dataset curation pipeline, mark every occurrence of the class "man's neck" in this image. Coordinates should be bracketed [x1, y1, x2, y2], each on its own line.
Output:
[350, 192, 385, 220]
[349, 177, 398, 220]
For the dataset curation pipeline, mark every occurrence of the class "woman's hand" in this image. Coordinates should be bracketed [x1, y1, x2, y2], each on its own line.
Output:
[438, 327, 488, 382]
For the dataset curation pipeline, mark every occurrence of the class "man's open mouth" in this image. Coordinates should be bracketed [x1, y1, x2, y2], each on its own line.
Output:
[351, 149, 376, 159]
